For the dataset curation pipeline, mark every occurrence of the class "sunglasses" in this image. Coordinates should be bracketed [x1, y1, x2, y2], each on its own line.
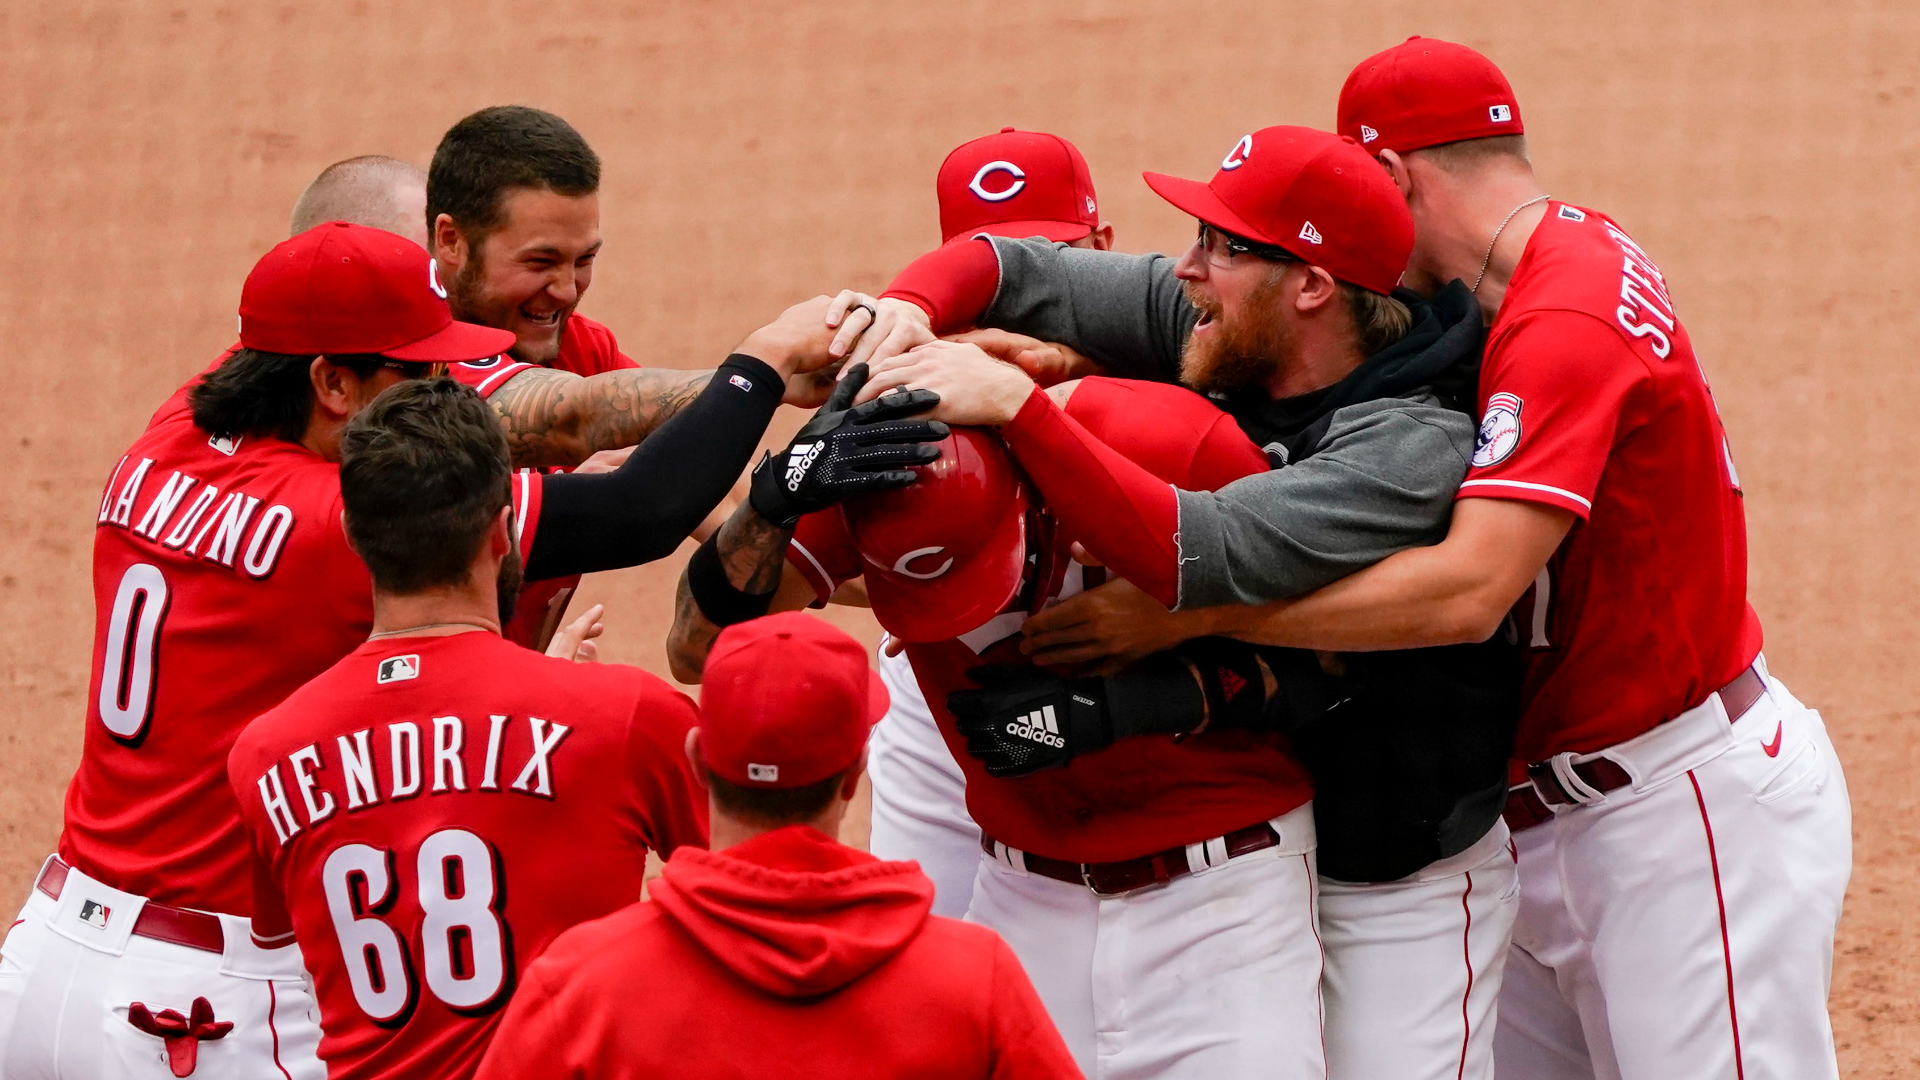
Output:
[380, 361, 451, 380]
[1196, 222, 1301, 268]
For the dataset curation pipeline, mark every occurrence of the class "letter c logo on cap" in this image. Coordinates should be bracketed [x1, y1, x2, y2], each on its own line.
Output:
[428, 259, 448, 300]
[969, 161, 1026, 203]
[892, 546, 954, 580]
[1221, 134, 1254, 171]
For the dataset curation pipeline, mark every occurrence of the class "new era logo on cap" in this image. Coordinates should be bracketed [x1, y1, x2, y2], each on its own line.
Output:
[1299, 221, 1323, 245]
[377, 655, 419, 684]
[1489, 104, 1513, 123]
[1359, 125, 1379, 144]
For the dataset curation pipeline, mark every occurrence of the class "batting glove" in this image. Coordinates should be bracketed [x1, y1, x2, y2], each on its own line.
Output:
[748, 362, 948, 528]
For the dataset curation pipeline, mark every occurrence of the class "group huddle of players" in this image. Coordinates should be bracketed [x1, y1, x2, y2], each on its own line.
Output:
[0, 33, 1854, 1080]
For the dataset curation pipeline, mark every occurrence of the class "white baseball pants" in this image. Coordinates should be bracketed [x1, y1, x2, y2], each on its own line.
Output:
[0, 858, 323, 1080]
[1319, 820, 1519, 1080]
[1493, 662, 1852, 1080]
[866, 642, 981, 918]
[966, 803, 1324, 1080]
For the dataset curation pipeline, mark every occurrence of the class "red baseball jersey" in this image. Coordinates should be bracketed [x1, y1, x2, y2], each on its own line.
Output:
[1458, 203, 1762, 761]
[61, 365, 543, 915]
[229, 630, 706, 1080]
[788, 379, 1313, 863]
[449, 313, 637, 649]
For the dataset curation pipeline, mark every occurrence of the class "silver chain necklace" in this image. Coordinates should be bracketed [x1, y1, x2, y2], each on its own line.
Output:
[367, 620, 496, 639]
[1471, 195, 1550, 293]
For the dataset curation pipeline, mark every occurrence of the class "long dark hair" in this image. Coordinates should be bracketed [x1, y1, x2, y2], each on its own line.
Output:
[188, 348, 404, 442]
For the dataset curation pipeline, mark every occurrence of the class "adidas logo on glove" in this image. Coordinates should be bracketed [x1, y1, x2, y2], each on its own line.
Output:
[1005, 704, 1065, 748]
[785, 442, 824, 492]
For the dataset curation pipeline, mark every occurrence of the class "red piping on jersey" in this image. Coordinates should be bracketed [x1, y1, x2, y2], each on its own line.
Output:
[1457, 871, 1475, 1080]
[1689, 771, 1745, 1080]
[880, 236, 1001, 335]
[999, 386, 1181, 606]
[267, 979, 293, 1080]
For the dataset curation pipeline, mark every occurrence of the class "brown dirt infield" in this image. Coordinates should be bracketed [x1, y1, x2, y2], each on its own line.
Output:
[2, 1, 1915, 1073]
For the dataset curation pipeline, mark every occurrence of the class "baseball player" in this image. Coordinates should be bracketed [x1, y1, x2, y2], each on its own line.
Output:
[849, 126, 1521, 1080]
[226, 378, 709, 1080]
[668, 375, 1326, 1080]
[865, 127, 1114, 918]
[472, 612, 1079, 1080]
[0, 223, 865, 1079]
[1317, 39, 1851, 1080]
[427, 105, 854, 649]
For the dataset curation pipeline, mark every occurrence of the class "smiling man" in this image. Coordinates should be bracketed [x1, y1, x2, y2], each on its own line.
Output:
[427, 106, 833, 469]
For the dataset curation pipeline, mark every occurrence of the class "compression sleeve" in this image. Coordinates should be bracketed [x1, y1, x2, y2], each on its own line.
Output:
[998, 384, 1181, 606]
[524, 355, 782, 580]
[879, 236, 1001, 334]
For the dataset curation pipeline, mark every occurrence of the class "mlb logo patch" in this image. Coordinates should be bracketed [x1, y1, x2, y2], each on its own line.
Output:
[78, 899, 111, 929]
[207, 434, 241, 456]
[1489, 104, 1513, 123]
[1558, 206, 1587, 222]
[747, 763, 780, 783]
[1359, 125, 1379, 144]
[1298, 221, 1323, 245]
[728, 373, 754, 392]
[377, 655, 420, 684]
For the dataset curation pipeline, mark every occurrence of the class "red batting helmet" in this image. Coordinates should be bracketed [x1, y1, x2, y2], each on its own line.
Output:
[841, 427, 1031, 643]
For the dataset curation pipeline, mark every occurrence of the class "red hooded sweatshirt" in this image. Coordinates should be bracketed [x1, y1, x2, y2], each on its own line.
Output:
[472, 825, 1081, 1079]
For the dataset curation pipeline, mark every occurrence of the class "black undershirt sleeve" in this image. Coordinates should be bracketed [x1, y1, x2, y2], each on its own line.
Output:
[523, 355, 782, 581]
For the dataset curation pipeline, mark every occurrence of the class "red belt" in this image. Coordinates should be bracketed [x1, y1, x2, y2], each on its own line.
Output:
[981, 822, 1281, 896]
[36, 859, 226, 954]
[1504, 664, 1767, 834]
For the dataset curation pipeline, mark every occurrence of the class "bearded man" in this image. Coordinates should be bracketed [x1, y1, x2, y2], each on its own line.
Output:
[842, 126, 1523, 1080]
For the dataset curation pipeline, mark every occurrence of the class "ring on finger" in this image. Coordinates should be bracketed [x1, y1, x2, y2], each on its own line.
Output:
[852, 302, 879, 325]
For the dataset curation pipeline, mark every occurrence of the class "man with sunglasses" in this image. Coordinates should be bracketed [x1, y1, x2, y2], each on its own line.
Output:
[0, 223, 894, 1080]
[848, 127, 1521, 1080]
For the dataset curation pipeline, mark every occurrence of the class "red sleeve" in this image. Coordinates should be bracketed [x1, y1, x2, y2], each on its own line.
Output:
[987, 934, 1084, 1079]
[508, 469, 545, 563]
[449, 356, 535, 398]
[786, 509, 865, 605]
[1457, 311, 1647, 520]
[628, 682, 709, 856]
[998, 385, 1181, 606]
[879, 236, 1001, 335]
[248, 853, 295, 945]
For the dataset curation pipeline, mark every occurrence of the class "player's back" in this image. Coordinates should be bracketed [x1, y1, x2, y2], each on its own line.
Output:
[1478, 204, 1760, 757]
[63, 386, 372, 914]
[229, 630, 706, 1080]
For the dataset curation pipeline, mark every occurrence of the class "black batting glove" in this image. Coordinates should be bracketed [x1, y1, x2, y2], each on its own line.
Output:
[947, 666, 1117, 778]
[749, 362, 948, 528]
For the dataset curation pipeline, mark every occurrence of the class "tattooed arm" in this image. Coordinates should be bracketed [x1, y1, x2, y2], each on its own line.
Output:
[666, 505, 819, 683]
[487, 365, 713, 469]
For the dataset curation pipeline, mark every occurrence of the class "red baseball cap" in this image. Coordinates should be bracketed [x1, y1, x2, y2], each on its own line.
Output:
[1337, 37, 1523, 154]
[842, 427, 1030, 643]
[239, 222, 515, 361]
[698, 612, 889, 789]
[1143, 125, 1413, 296]
[936, 128, 1099, 245]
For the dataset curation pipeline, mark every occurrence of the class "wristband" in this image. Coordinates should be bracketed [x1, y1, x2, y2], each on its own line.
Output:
[686, 531, 778, 627]
[1102, 651, 1209, 739]
[1184, 638, 1268, 732]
